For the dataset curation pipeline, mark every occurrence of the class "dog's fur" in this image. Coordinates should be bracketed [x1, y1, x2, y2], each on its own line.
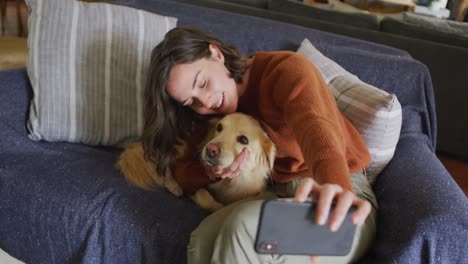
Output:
[116, 113, 276, 212]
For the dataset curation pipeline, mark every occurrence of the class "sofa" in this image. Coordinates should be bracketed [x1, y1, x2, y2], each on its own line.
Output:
[174, 0, 468, 161]
[1, 0, 467, 263]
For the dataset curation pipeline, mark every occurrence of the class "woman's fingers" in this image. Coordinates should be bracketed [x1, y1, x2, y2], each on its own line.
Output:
[203, 162, 216, 180]
[318, 187, 371, 231]
[328, 191, 354, 232]
[315, 184, 342, 225]
[310, 256, 319, 264]
[213, 166, 223, 175]
[230, 149, 245, 171]
[351, 199, 371, 225]
[224, 148, 250, 179]
[294, 178, 316, 202]
[207, 148, 251, 179]
[293, 179, 370, 231]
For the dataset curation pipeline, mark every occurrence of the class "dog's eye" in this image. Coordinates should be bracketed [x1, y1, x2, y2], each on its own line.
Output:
[237, 135, 249, 145]
[216, 123, 223, 132]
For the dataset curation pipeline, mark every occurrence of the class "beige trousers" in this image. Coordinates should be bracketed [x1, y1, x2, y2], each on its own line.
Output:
[188, 173, 378, 264]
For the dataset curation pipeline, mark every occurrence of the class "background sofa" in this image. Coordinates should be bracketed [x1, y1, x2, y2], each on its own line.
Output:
[1, 0, 467, 263]
[175, 0, 468, 161]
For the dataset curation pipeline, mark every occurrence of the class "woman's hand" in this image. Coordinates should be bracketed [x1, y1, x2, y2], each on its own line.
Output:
[203, 148, 251, 180]
[293, 178, 371, 264]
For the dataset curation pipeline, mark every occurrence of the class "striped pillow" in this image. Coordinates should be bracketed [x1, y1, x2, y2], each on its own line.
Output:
[297, 38, 402, 184]
[25, 0, 177, 146]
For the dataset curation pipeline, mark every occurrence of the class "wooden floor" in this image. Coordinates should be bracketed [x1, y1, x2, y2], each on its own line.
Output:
[438, 154, 468, 196]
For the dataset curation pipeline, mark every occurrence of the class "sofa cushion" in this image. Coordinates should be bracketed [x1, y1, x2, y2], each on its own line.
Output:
[297, 38, 402, 184]
[380, 17, 468, 48]
[25, 0, 177, 146]
[268, 0, 380, 30]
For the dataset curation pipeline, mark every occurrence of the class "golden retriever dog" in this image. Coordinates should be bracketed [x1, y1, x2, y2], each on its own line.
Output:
[116, 113, 276, 212]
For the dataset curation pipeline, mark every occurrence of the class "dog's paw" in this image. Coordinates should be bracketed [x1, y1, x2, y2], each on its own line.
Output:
[161, 168, 184, 197]
[164, 179, 183, 197]
[207, 202, 224, 212]
[191, 188, 224, 212]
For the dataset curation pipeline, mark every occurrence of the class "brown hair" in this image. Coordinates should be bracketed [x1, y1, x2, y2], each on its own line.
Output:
[142, 27, 248, 176]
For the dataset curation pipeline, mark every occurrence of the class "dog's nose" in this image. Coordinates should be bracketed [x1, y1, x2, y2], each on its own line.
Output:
[206, 143, 221, 159]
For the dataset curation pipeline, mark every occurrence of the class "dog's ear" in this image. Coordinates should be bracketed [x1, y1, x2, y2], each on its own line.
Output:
[208, 117, 222, 127]
[261, 135, 276, 170]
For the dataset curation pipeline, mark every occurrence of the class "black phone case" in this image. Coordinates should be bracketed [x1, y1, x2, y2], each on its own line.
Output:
[254, 199, 357, 256]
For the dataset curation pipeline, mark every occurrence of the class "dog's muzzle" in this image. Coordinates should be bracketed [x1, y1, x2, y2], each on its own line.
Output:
[205, 142, 221, 165]
[206, 142, 221, 158]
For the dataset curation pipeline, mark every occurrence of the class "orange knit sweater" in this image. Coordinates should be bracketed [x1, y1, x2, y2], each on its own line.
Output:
[173, 51, 371, 194]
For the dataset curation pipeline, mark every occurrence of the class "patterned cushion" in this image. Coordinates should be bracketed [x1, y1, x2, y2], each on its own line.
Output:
[25, 0, 177, 146]
[297, 38, 402, 184]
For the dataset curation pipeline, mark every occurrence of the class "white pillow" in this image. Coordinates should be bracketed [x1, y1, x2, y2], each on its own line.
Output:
[26, 0, 177, 146]
[297, 38, 402, 184]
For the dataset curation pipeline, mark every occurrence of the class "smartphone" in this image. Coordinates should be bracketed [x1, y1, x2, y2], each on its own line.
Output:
[254, 199, 357, 256]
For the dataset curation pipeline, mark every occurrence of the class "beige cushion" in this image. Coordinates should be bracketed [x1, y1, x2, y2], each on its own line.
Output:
[25, 0, 177, 146]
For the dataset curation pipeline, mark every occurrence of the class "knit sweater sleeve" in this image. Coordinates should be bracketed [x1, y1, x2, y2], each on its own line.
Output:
[172, 127, 216, 195]
[269, 53, 353, 191]
[172, 143, 213, 195]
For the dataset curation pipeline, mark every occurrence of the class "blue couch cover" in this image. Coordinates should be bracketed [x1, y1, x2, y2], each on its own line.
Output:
[1, 0, 467, 263]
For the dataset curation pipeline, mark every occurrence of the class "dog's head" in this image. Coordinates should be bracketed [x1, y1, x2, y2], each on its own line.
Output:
[201, 113, 276, 179]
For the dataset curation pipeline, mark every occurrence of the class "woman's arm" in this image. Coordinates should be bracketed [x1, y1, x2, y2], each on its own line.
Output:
[171, 124, 217, 194]
[270, 53, 356, 191]
[268, 52, 372, 232]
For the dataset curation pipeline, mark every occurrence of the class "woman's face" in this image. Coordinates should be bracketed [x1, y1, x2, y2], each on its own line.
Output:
[166, 44, 240, 115]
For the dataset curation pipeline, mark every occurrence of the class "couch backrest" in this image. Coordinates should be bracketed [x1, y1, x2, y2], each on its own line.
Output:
[380, 17, 468, 48]
[222, 0, 268, 8]
[267, 0, 380, 30]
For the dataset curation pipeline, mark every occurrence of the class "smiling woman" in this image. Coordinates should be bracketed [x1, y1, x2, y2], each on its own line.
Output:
[166, 44, 247, 115]
[142, 27, 249, 178]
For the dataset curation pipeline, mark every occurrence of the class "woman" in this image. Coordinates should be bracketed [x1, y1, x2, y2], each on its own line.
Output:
[142, 27, 377, 264]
